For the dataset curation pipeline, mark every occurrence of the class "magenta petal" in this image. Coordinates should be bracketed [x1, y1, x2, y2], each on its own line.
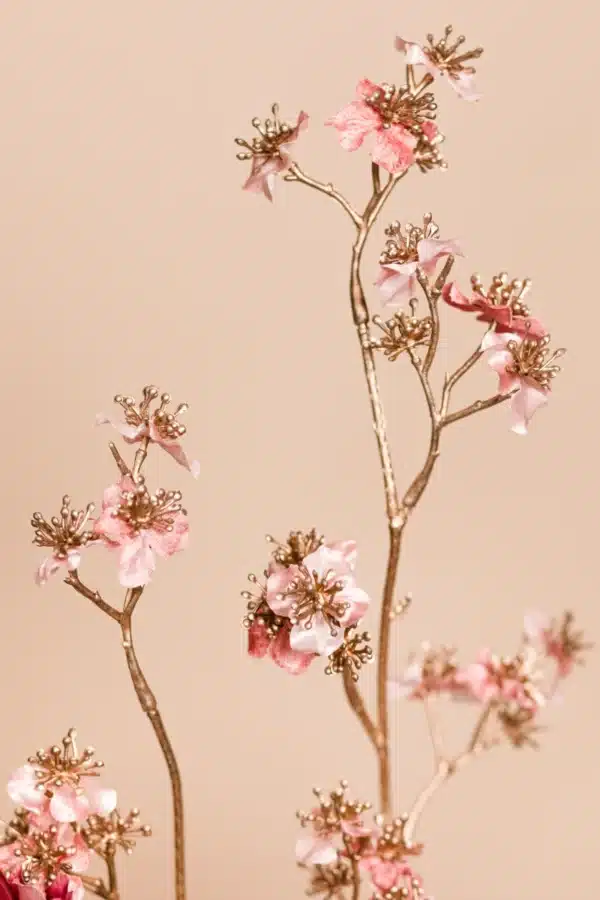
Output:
[17, 887, 45, 900]
[247, 620, 272, 658]
[442, 282, 477, 311]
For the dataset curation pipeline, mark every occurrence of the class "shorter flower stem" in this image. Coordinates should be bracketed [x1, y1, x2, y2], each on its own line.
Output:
[105, 848, 119, 900]
[284, 163, 362, 227]
[403, 702, 496, 842]
[423, 697, 444, 766]
[64, 573, 122, 623]
[441, 392, 511, 427]
[342, 665, 381, 755]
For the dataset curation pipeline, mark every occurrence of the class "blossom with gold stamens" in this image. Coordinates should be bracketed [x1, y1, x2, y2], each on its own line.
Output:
[96, 386, 199, 478]
[376, 215, 462, 307]
[326, 79, 444, 175]
[7, 731, 116, 825]
[482, 330, 565, 434]
[395, 26, 483, 101]
[80, 808, 151, 858]
[31, 498, 98, 586]
[93, 476, 188, 587]
[235, 105, 308, 201]
[443, 272, 547, 338]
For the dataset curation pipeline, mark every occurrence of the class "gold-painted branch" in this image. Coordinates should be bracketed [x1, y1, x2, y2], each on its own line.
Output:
[342, 665, 381, 755]
[284, 163, 362, 227]
[106, 848, 119, 900]
[81, 874, 111, 899]
[442, 392, 511, 427]
[404, 702, 497, 843]
[65, 572, 122, 623]
[120, 591, 186, 900]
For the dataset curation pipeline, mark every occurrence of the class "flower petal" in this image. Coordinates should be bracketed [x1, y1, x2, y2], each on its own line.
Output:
[118, 535, 156, 587]
[449, 72, 481, 102]
[326, 540, 357, 570]
[338, 585, 370, 627]
[326, 100, 380, 151]
[509, 382, 548, 435]
[7, 766, 44, 812]
[418, 238, 463, 265]
[270, 626, 315, 674]
[295, 835, 338, 866]
[35, 555, 63, 586]
[88, 785, 117, 817]
[50, 786, 88, 824]
[290, 614, 344, 656]
[371, 128, 415, 174]
[95, 415, 146, 443]
[247, 619, 272, 658]
[266, 563, 301, 615]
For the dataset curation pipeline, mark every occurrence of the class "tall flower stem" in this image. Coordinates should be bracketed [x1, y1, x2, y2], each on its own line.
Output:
[66, 437, 187, 900]
[286, 163, 511, 818]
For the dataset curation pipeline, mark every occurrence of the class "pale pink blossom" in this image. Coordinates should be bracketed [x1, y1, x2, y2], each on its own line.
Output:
[295, 834, 338, 867]
[93, 477, 189, 588]
[326, 79, 426, 174]
[7, 764, 117, 824]
[395, 34, 482, 101]
[238, 109, 308, 201]
[442, 282, 547, 339]
[482, 331, 551, 435]
[377, 237, 462, 307]
[265, 546, 370, 656]
[455, 647, 545, 711]
[247, 618, 316, 675]
[388, 644, 466, 701]
[96, 414, 199, 478]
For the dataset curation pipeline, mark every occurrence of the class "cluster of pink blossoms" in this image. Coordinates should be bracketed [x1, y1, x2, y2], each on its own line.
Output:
[389, 612, 589, 746]
[0, 732, 149, 900]
[236, 27, 483, 195]
[32, 387, 197, 590]
[243, 531, 371, 675]
[296, 784, 429, 900]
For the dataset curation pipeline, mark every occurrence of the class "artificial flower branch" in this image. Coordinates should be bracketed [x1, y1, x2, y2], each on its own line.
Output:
[27, 387, 198, 900]
[237, 21, 583, 900]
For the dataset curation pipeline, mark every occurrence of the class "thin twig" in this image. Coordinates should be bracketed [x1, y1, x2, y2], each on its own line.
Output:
[442, 393, 511, 427]
[423, 696, 444, 766]
[284, 163, 362, 227]
[64, 572, 122, 623]
[342, 665, 381, 755]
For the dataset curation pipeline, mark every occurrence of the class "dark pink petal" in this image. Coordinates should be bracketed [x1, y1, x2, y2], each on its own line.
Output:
[361, 857, 404, 893]
[281, 110, 309, 148]
[270, 626, 315, 675]
[507, 315, 548, 339]
[0, 874, 16, 900]
[420, 120, 438, 142]
[247, 620, 272, 658]
[442, 282, 478, 312]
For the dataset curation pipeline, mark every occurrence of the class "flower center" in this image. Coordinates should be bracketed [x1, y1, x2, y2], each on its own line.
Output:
[28, 729, 105, 796]
[365, 84, 436, 133]
[115, 387, 189, 441]
[423, 26, 483, 79]
[115, 484, 185, 534]
[506, 336, 564, 389]
[9, 828, 77, 885]
[287, 568, 350, 634]
[31, 497, 95, 560]
[235, 104, 295, 160]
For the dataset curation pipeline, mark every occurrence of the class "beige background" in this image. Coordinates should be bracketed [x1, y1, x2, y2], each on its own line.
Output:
[1, 2, 598, 899]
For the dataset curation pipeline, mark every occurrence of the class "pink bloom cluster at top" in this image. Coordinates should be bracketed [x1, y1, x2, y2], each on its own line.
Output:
[395, 35, 481, 101]
[247, 540, 370, 675]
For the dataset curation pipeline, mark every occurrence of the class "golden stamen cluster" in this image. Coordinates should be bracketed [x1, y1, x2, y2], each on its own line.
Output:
[235, 104, 295, 162]
[26, 729, 104, 799]
[372, 304, 433, 361]
[305, 858, 354, 898]
[548, 611, 592, 668]
[380, 215, 439, 266]
[326, 627, 373, 681]
[241, 573, 284, 636]
[0, 808, 30, 846]
[371, 814, 423, 862]
[486, 651, 545, 708]
[31, 497, 96, 559]
[113, 479, 186, 534]
[422, 26, 483, 79]
[297, 782, 371, 839]
[374, 881, 427, 900]
[114, 385, 191, 442]
[81, 808, 151, 857]
[2, 826, 77, 886]
[505, 335, 565, 390]
[365, 84, 436, 135]
[470, 271, 533, 315]
[283, 565, 349, 635]
[497, 704, 543, 749]
[266, 530, 324, 567]
[413, 643, 458, 685]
